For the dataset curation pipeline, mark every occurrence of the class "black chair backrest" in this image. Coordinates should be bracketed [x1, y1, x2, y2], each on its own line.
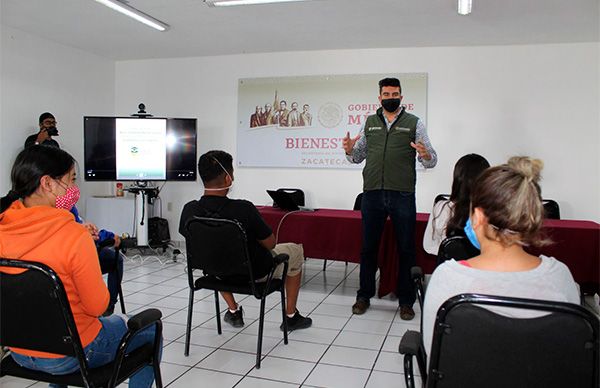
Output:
[353, 193, 363, 211]
[436, 235, 480, 267]
[184, 217, 253, 280]
[0, 258, 84, 358]
[543, 199, 561, 220]
[434, 194, 450, 205]
[429, 293, 599, 388]
[276, 188, 305, 207]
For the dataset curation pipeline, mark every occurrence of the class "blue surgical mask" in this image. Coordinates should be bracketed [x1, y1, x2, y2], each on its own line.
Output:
[464, 218, 481, 250]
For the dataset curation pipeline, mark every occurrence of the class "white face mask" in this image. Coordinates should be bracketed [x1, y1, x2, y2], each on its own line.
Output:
[204, 157, 234, 192]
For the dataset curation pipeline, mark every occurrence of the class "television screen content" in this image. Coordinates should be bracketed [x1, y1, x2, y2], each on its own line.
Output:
[84, 116, 197, 181]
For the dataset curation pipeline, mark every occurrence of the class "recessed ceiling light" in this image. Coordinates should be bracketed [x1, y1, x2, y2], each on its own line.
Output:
[458, 0, 472, 15]
[205, 0, 311, 7]
[93, 0, 170, 31]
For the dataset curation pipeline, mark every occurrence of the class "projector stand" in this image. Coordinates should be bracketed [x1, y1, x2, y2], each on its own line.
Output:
[126, 183, 157, 247]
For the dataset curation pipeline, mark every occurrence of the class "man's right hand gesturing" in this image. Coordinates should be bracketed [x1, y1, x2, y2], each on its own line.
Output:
[343, 131, 360, 155]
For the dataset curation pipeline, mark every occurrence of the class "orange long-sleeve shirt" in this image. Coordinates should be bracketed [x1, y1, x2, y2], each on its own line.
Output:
[0, 201, 110, 358]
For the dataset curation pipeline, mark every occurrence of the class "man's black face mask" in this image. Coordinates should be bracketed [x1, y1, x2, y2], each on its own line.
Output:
[46, 126, 59, 136]
[381, 98, 401, 113]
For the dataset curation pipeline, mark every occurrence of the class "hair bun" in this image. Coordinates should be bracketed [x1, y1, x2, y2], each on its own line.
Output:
[507, 156, 543, 183]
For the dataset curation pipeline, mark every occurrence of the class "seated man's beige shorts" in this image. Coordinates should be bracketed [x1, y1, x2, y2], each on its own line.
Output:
[271, 242, 304, 278]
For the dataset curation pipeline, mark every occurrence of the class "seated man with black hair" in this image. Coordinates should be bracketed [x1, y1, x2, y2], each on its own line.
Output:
[179, 150, 312, 331]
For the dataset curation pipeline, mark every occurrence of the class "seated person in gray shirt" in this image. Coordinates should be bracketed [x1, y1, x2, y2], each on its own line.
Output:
[179, 150, 312, 332]
[422, 156, 580, 354]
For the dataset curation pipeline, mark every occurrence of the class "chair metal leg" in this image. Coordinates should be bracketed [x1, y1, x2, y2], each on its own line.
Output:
[256, 297, 267, 369]
[322, 259, 327, 271]
[214, 291, 222, 335]
[403, 355, 415, 388]
[117, 285, 126, 314]
[184, 288, 195, 356]
[153, 357, 163, 388]
[281, 287, 288, 344]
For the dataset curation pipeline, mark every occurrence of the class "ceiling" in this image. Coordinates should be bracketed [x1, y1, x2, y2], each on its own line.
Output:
[1, 0, 598, 60]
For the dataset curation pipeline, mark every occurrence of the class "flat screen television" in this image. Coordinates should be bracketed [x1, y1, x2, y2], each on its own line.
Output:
[84, 116, 197, 181]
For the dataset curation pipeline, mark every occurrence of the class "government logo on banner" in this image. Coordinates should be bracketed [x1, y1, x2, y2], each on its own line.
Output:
[237, 73, 428, 169]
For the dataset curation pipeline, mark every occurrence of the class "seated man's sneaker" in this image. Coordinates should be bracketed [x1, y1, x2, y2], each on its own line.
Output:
[400, 305, 415, 321]
[352, 298, 370, 315]
[280, 310, 312, 331]
[224, 306, 245, 328]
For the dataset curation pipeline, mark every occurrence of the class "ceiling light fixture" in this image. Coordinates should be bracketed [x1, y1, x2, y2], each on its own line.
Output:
[205, 0, 309, 7]
[93, 0, 170, 31]
[457, 0, 472, 15]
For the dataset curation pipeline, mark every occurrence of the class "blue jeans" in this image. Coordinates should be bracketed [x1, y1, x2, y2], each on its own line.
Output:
[99, 248, 124, 306]
[357, 190, 416, 306]
[10, 315, 162, 388]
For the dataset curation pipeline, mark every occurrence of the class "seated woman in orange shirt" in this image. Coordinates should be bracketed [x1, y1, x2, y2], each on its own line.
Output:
[0, 146, 161, 388]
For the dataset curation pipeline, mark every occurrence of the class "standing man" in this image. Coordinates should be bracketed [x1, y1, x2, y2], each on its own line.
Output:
[24, 112, 60, 148]
[343, 77, 437, 320]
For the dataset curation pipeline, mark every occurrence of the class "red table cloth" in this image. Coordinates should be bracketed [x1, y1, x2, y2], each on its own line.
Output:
[258, 207, 599, 297]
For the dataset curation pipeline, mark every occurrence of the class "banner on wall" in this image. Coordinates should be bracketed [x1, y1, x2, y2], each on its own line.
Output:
[236, 73, 428, 169]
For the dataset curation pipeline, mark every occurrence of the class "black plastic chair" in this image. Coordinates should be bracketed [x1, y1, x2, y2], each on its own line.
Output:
[434, 194, 450, 205]
[436, 235, 480, 267]
[183, 216, 289, 369]
[0, 258, 163, 388]
[543, 199, 561, 220]
[98, 238, 126, 314]
[276, 188, 305, 207]
[399, 293, 599, 388]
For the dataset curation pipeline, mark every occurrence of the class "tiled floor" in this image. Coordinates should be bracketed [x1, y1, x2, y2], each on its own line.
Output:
[2, 254, 420, 388]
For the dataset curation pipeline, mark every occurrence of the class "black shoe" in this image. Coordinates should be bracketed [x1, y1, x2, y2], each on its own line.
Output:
[352, 298, 370, 315]
[280, 310, 312, 331]
[224, 306, 244, 328]
[102, 303, 115, 317]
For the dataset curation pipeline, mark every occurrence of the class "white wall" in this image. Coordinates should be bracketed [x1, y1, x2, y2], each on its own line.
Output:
[0, 25, 115, 215]
[115, 43, 599, 241]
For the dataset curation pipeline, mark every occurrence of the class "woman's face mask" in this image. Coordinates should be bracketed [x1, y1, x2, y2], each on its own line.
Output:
[53, 175, 80, 210]
[464, 218, 481, 250]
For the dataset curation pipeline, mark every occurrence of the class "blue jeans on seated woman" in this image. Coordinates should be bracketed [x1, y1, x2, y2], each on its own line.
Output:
[10, 314, 162, 388]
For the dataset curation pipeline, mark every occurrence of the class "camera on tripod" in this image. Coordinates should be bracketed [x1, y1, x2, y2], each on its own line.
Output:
[46, 126, 59, 136]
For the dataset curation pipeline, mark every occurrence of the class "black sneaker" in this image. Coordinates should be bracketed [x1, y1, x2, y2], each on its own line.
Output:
[280, 310, 312, 331]
[224, 306, 244, 328]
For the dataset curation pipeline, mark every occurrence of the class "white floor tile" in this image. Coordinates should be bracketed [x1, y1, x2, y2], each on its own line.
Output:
[320, 345, 378, 369]
[287, 327, 339, 345]
[161, 341, 215, 366]
[196, 348, 258, 375]
[171, 367, 242, 388]
[365, 370, 410, 388]
[268, 339, 328, 363]
[344, 315, 392, 334]
[311, 303, 353, 318]
[159, 361, 192, 386]
[186, 326, 237, 347]
[221, 333, 282, 355]
[0, 375, 35, 388]
[235, 376, 298, 388]
[247, 356, 315, 384]
[381, 335, 402, 353]
[332, 330, 386, 350]
[304, 363, 371, 388]
[307, 313, 350, 330]
[373, 350, 404, 373]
